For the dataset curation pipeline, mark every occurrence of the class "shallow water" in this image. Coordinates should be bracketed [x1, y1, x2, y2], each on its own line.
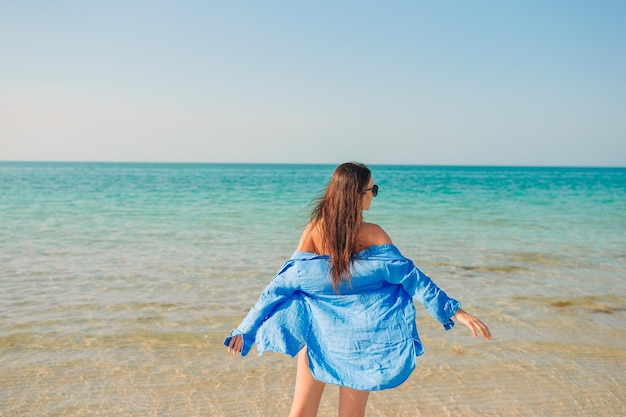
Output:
[1, 162, 625, 416]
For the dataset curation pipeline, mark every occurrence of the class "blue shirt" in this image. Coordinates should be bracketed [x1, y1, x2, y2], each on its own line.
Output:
[224, 244, 460, 391]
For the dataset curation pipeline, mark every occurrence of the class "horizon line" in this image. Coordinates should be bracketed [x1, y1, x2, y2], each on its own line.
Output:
[1, 159, 624, 169]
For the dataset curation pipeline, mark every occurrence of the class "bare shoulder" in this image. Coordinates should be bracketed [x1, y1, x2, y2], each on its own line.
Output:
[296, 222, 321, 253]
[361, 222, 393, 247]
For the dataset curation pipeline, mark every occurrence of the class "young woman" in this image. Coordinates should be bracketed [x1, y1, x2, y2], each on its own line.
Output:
[225, 162, 491, 417]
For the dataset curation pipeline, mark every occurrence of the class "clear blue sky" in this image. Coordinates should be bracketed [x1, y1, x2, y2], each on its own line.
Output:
[1, 1, 624, 166]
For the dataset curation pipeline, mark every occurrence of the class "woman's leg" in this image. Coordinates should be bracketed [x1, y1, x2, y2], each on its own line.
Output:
[338, 386, 370, 417]
[288, 348, 325, 417]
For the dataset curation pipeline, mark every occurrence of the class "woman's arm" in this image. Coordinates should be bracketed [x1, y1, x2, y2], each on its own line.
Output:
[224, 261, 300, 356]
[453, 307, 491, 339]
[377, 228, 491, 339]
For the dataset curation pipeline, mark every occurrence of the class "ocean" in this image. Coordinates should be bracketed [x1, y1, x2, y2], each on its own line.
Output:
[1, 162, 625, 416]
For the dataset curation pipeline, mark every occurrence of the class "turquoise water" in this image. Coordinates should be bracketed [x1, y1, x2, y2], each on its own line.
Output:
[1, 162, 625, 416]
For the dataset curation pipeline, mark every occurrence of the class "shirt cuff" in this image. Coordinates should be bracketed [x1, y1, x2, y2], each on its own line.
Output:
[223, 329, 256, 356]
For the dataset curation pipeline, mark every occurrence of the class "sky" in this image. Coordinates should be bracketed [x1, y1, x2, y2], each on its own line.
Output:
[1, 1, 625, 166]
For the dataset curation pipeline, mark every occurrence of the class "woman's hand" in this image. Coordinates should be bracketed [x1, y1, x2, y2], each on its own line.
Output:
[453, 307, 492, 340]
[227, 335, 244, 355]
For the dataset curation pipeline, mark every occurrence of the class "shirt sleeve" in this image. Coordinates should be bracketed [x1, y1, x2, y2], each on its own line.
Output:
[224, 260, 300, 356]
[384, 259, 460, 330]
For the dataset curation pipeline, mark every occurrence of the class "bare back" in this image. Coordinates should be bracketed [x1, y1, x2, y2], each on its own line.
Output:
[296, 221, 392, 255]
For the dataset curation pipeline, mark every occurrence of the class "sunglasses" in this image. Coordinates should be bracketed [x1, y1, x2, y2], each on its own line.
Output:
[365, 184, 378, 197]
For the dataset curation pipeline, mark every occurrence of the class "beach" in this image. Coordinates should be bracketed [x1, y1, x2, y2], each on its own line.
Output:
[1, 162, 625, 416]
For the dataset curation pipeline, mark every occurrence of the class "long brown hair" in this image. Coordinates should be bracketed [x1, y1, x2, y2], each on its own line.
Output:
[310, 162, 371, 292]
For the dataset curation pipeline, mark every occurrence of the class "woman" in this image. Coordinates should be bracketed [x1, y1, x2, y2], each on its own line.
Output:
[225, 162, 491, 417]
